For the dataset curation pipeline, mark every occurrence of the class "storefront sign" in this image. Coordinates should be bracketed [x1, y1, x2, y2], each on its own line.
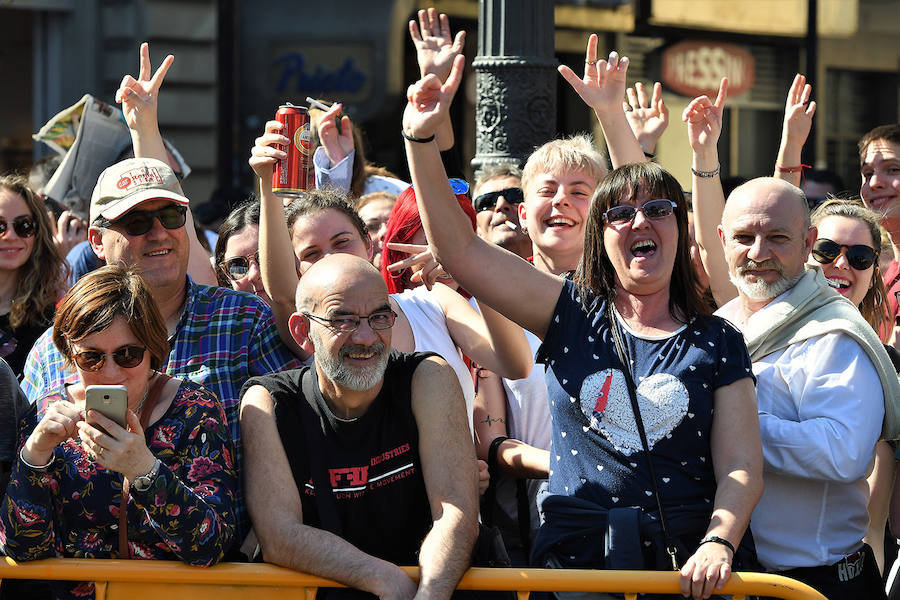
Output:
[661, 41, 755, 98]
[270, 42, 372, 105]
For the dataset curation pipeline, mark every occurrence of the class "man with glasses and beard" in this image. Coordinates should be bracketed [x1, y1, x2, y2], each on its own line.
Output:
[715, 177, 900, 599]
[21, 157, 302, 554]
[240, 253, 477, 600]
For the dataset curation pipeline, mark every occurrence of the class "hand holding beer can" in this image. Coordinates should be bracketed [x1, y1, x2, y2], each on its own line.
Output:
[273, 103, 311, 198]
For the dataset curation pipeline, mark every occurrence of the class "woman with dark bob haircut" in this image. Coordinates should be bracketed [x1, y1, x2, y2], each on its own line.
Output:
[0, 265, 236, 599]
[400, 56, 763, 599]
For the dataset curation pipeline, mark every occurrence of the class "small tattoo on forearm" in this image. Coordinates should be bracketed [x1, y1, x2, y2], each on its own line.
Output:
[481, 415, 505, 426]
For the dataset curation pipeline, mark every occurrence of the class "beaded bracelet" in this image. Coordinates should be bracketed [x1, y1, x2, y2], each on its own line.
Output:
[691, 163, 721, 178]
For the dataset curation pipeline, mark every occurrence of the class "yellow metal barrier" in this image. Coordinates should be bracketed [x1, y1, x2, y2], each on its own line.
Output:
[0, 558, 827, 600]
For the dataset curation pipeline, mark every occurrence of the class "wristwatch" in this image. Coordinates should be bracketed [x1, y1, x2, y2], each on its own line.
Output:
[132, 458, 162, 492]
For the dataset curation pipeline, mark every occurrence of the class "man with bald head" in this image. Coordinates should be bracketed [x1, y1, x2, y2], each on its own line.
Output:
[716, 177, 897, 598]
[240, 254, 478, 600]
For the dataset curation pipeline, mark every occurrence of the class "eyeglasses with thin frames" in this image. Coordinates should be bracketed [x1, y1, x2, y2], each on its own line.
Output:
[303, 310, 397, 333]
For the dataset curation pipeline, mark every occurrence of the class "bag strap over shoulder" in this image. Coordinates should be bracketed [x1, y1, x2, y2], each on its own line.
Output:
[606, 302, 680, 571]
[118, 372, 171, 558]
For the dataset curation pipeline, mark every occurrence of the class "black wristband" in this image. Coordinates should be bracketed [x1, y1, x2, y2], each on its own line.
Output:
[401, 129, 435, 144]
[698, 535, 735, 554]
[643, 150, 655, 160]
[487, 436, 510, 473]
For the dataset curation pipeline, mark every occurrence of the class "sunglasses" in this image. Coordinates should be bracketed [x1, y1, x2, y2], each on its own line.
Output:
[811, 238, 878, 271]
[95, 205, 187, 236]
[0, 216, 36, 238]
[73, 344, 147, 371]
[449, 178, 470, 196]
[603, 199, 677, 225]
[222, 251, 259, 281]
[472, 188, 524, 212]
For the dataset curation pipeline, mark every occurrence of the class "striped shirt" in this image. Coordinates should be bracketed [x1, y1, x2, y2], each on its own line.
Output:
[21, 276, 302, 541]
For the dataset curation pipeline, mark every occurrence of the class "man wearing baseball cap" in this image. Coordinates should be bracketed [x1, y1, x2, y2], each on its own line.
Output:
[22, 156, 303, 550]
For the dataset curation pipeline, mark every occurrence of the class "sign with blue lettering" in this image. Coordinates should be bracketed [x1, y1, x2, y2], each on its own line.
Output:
[270, 43, 372, 105]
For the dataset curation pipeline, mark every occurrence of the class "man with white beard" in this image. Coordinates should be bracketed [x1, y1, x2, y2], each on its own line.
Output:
[715, 177, 899, 599]
[240, 253, 477, 600]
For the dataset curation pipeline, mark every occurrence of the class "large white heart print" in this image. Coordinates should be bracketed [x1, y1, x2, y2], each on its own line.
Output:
[579, 369, 689, 456]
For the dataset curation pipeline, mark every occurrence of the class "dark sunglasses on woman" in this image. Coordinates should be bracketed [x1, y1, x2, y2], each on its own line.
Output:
[603, 199, 676, 225]
[0, 215, 36, 238]
[94, 205, 187, 237]
[222, 251, 259, 281]
[472, 187, 525, 212]
[73, 345, 147, 371]
[811, 238, 878, 271]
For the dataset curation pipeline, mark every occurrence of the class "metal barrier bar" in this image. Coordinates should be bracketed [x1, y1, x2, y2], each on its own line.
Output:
[0, 559, 827, 600]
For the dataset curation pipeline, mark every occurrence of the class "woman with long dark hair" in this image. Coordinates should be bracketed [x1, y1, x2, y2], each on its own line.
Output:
[0, 175, 68, 377]
[400, 54, 762, 600]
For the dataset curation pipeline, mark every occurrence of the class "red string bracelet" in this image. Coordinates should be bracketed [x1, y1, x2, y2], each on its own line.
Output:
[775, 162, 812, 184]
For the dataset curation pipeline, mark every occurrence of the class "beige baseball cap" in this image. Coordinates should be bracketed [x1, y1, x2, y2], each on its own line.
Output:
[90, 157, 189, 225]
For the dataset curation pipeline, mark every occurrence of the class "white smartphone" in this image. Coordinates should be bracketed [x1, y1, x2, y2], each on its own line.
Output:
[85, 385, 128, 435]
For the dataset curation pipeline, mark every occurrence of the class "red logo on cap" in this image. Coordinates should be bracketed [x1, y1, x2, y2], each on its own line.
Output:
[117, 176, 132, 190]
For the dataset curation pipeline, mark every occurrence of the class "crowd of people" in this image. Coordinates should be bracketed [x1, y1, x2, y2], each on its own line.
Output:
[1, 8, 900, 600]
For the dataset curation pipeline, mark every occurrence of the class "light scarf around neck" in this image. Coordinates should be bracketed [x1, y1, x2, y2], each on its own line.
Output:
[741, 267, 900, 441]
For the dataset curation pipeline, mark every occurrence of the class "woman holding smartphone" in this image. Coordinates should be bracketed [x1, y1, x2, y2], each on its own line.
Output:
[0, 265, 236, 600]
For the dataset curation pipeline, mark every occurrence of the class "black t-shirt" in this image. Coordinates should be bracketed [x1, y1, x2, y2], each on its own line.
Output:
[244, 351, 435, 567]
[0, 311, 52, 379]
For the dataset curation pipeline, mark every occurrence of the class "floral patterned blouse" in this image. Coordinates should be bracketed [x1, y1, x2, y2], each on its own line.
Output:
[0, 379, 236, 600]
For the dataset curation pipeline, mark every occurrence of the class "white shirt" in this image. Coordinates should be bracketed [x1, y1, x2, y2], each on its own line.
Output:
[717, 297, 883, 570]
[313, 147, 409, 197]
[394, 287, 475, 435]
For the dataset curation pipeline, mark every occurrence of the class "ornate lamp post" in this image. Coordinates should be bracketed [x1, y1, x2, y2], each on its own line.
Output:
[472, 0, 557, 172]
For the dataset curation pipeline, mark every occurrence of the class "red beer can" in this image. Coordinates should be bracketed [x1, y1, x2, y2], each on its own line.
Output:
[272, 103, 311, 197]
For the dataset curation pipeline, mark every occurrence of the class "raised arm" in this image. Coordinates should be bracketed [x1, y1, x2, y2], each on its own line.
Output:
[379, 253, 531, 379]
[409, 8, 465, 152]
[241, 385, 418, 599]
[249, 121, 309, 359]
[411, 356, 478, 600]
[558, 35, 646, 168]
[680, 376, 762, 599]
[115, 43, 216, 285]
[683, 77, 737, 307]
[440, 286, 531, 379]
[625, 81, 669, 157]
[402, 56, 562, 339]
[774, 74, 817, 187]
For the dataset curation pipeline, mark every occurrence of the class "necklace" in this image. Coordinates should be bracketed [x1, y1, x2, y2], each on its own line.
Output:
[133, 372, 156, 417]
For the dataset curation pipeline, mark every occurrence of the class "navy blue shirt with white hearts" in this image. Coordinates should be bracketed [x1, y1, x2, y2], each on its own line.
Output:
[536, 279, 754, 511]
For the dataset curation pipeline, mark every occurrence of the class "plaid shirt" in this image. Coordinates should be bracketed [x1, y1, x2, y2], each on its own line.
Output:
[21, 276, 302, 541]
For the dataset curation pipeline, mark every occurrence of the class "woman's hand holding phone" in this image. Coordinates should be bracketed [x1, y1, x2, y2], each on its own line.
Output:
[76, 410, 157, 481]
